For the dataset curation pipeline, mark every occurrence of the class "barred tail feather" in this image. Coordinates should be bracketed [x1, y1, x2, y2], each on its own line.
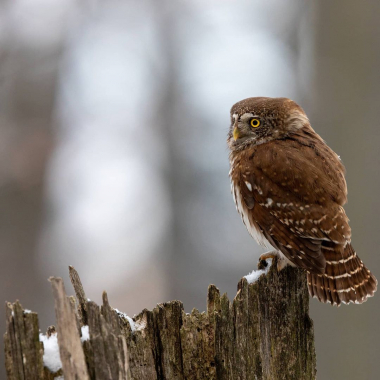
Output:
[307, 243, 377, 306]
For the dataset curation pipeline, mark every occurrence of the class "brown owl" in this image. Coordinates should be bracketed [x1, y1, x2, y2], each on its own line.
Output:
[228, 97, 377, 305]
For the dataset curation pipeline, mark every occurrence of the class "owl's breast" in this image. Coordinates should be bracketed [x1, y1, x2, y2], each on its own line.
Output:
[230, 177, 271, 248]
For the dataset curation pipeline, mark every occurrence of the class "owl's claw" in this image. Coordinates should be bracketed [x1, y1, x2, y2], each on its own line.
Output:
[257, 251, 278, 270]
[258, 251, 291, 272]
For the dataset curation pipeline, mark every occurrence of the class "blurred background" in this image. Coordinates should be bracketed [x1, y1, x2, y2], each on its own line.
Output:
[1, 0, 379, 379]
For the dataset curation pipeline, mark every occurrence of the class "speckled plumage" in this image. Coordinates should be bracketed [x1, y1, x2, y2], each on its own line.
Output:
[228, 97, 377, 305]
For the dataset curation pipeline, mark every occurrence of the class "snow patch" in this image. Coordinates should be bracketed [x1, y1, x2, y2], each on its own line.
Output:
[81, 325, 89, 342]
[114, 308, 136, 332]
[244, 259, 272, 284]
[39, 333, 62, 373]
[114, 308, 128, 319]
[126, 316, 136, 332]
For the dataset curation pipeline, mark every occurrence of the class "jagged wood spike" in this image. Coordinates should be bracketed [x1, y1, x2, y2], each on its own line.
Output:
[49, 277, 90, 380]
[3, 301, 44, 380]
[69, 265, 88, 326]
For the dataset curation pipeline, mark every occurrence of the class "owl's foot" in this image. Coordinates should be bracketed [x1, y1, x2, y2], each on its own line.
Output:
[257, 251, 277, 270]
[258, 251, 287, 271]
[257, 251, 295, 272]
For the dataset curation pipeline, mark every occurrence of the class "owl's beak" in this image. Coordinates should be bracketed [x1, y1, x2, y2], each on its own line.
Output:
[233, 127, 240, 141]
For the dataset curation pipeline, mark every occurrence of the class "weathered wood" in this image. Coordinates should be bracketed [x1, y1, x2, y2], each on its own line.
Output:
[4, 259, 316, 379]
[69, 265, 88, 326]
[49, 277, 89, 380]
[4, 302, 44, 380]
[85, 293, 130, 379]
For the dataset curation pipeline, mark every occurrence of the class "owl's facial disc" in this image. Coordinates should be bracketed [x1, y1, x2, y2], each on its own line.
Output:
[231, 112, 263, 142]
[228, 97, 311, 151]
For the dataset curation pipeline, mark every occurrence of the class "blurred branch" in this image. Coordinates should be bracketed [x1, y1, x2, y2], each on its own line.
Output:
[4, 260, 316, 379]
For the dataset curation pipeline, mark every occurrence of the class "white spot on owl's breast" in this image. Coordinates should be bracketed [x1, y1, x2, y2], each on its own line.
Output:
[231, 179, 271, 248]
[266, 198, 273, 207]
[244, 181, 252, 191]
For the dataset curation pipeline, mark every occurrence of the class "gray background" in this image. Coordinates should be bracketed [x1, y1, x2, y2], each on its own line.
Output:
[0, 1, 379, 379]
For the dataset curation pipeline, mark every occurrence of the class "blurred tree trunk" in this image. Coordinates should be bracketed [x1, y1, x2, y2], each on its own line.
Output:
[310, 2, 380, 379]
[0, 3, 71, 379]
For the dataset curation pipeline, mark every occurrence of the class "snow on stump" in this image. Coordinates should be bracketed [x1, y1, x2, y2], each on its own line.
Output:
[3, 259, 316, 379]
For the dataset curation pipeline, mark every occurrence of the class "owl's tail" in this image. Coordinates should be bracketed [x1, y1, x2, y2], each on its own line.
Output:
[307, 243, 377, 306]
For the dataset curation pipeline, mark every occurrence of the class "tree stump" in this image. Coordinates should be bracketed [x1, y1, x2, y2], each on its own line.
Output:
[3, 259, 316, 379]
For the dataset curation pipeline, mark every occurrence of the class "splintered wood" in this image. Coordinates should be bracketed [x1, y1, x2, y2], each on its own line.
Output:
[4, 260, 317, 379]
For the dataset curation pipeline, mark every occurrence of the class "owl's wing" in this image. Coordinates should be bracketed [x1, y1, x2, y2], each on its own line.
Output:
[238, 138, 351, 273]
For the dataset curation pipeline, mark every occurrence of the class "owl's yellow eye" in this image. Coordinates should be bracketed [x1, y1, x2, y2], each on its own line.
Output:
[250, 118, 260, 128]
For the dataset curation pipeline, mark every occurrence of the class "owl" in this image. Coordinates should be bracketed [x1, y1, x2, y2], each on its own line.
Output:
[228, 97, 377, 305]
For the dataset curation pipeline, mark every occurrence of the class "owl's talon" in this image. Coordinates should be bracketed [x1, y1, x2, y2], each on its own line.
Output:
[257, 259, 268, 270]
[257, 251, 278, 270]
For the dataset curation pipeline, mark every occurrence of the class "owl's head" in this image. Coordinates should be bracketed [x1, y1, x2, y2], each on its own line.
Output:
[227, 97, 310, 151]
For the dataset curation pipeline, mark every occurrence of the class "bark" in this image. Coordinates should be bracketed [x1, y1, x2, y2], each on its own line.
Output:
[3, 259, 316, 379]
[49, 277, 89, 380]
